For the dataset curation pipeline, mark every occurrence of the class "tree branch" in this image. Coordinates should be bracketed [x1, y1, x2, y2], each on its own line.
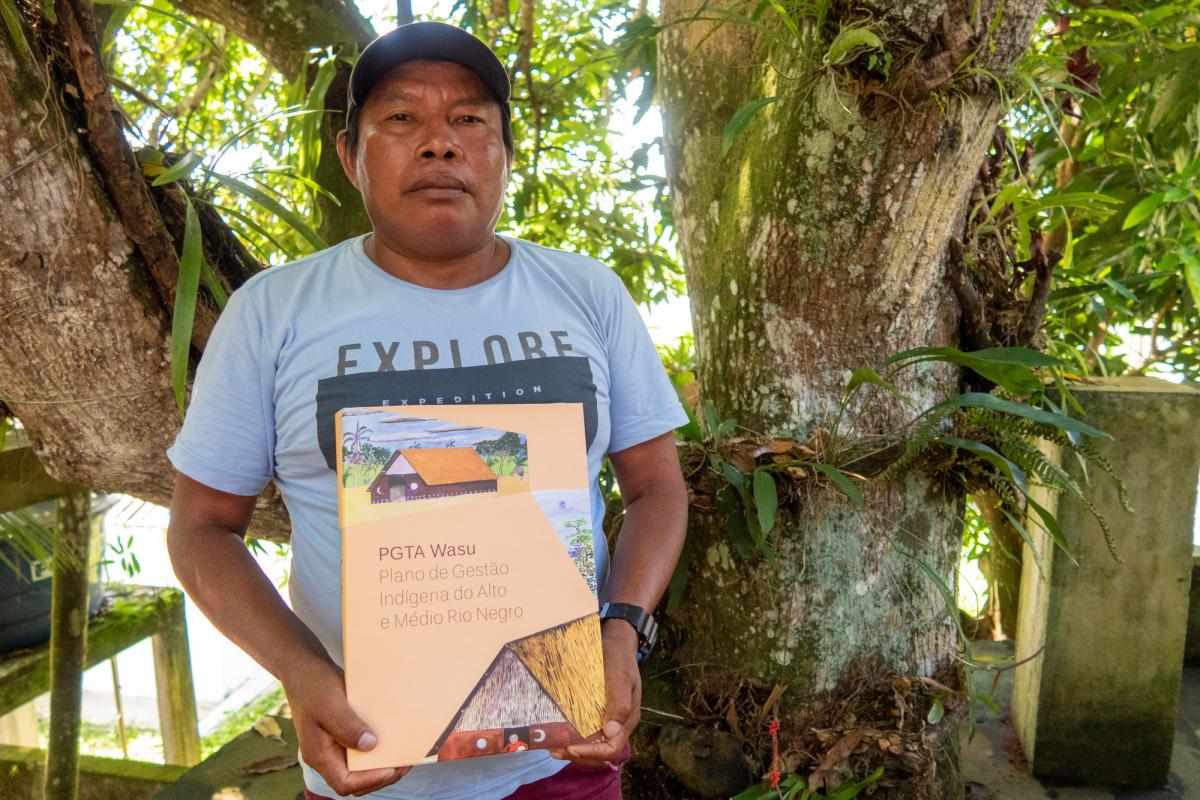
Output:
[164, 0, 374, 78]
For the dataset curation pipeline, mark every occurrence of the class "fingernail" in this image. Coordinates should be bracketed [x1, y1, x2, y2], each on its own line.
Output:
[357, 731, 378, 751]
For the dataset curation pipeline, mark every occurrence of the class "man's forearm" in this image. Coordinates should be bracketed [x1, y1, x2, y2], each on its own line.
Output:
[598, 480, 688, 612]
[167, 523, 332, 682]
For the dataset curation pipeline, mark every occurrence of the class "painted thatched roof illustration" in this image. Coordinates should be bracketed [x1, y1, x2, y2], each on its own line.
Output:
[508, 615, 605, 735]
[453, 649, 568, 731]
[383, 447, 497, 485]
[429, 614, 604, 754]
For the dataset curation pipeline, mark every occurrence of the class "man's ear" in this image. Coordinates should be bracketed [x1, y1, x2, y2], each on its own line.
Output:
[335, 130, 361, 191]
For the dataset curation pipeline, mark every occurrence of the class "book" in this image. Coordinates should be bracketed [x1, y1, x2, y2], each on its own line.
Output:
[336, 403, 605, 770]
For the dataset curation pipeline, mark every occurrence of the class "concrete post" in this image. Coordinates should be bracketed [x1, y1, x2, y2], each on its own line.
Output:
[1012, 377, 1200, 787]
[1186, 547, 1200, 667]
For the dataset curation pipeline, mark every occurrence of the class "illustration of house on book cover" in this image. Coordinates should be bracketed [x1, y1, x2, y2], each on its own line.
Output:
[368, 447, 499, 503]
[339, 409, 531, 525]
[428, 614, 605, 760]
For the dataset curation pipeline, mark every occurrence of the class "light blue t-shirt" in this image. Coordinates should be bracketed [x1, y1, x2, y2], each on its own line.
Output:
[167, 232, 688, 800]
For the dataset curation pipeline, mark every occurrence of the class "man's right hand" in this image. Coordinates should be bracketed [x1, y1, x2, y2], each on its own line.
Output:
[284, 656, 411, 797]
[167, 474, 410, 798]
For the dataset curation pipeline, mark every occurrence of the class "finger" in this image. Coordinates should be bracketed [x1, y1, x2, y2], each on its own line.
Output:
[596, 671, 639, 745]
[561, 755, 621, 772]
[319, 699, 379, 754]
[304, 729, 397, 797]
[602, 676, 633, 740]
[327, 763, 400, 797]
[350, 764, 411, 797]
[568, 734, 633, 762]
[566, 735, 625, 761]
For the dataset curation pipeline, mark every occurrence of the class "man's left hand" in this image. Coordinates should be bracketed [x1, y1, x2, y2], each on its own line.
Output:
[549, 619, 641, 770]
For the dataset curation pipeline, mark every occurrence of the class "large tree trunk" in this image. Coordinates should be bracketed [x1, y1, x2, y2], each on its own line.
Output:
[650, 1, 1043, 796]
[0, 0, 372, 540]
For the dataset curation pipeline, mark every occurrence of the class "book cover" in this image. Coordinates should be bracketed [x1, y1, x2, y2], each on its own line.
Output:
[336, 403, 605, 770]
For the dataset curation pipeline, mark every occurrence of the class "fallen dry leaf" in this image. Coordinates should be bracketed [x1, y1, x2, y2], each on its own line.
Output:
[252, 716, 284, 743]
[240, 754, 299, 775]
[808, 727, 881, 793]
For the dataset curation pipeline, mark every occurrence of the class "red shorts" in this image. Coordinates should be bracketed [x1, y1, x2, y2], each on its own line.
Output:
[304, 743, 629, 800]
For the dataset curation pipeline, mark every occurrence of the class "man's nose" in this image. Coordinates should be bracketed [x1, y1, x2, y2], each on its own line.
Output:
[417, 119, 462, 160]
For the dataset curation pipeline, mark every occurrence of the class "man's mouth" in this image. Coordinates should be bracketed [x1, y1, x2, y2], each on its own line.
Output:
[407, 176, 470, 197]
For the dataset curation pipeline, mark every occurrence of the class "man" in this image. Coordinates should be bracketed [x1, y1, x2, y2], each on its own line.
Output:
[167, 20, 688, 800]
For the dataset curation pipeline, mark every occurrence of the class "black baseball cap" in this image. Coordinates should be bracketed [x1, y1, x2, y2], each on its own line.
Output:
[347, 21, 511, 116]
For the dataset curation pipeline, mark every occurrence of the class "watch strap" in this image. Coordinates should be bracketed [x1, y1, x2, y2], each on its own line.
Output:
[599, 602, 658, 663]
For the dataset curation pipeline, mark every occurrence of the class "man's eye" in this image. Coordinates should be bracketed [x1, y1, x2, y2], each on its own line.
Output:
[388, 113, 410, 121]
[459, 115, 481, 123]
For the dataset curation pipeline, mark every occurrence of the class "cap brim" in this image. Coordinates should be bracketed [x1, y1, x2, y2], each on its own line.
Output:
[349, 22, 511, 110]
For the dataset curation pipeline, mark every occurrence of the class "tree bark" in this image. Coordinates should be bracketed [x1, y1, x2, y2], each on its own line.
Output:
[166, 0, 373, 79]
[654, 0, 1043, 795]
[0, 0, 372, 541]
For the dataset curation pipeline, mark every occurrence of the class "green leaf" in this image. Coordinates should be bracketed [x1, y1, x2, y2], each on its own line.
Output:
[721, 461, 746, 493]
[812, 463, 864, 508]
[1122, 192, 1165, 229]
[671, 383, 703, 443]
[829, 766, 884, 798]
[1181, 249, 1200, 310]
[299, 55, 338, 182]
[1013, 190, 1119, 219]
[936, 437, 1028, 493]
[208, 170, 327, 252]
[171, 195, 204, 416]
[200, 261, 228, 310]
[824, 27, 884, 66]
[703, 400, 721, 438]
[883, 346, 1058, 397]
[753, 468, 778, 536]
[927, 698, 945, 724]
[743, 503, 777, 567]
[1024, 492, 1075, 564]
[151, 150, 205, 186]
[721, 97, 778, 157]
[768, 0, 802, 42]
[998, 504, 1044, 578]
[845, 366, 911, 404]
[731, 783, 776, 800]
[1, 0, 33, 63]
[924, 393, 1108, 439]
[717, 485, 755, 560]
[899, 547, 967, 645]
[90, 0, 222, 51]
[665, 540, 690, 615]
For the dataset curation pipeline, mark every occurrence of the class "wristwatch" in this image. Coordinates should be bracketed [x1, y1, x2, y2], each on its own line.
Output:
[598, 602, 658, 663]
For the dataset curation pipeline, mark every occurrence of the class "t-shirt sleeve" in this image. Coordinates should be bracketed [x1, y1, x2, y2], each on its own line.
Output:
[166, 285, 275, 496]
[601, 271, 690, 454]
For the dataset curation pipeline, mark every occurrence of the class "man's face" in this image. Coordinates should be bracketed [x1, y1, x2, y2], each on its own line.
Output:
[337, 59, 512, 261]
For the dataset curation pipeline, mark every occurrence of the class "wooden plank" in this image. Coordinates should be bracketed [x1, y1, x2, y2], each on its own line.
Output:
[0, 743, 187, 800]
[0, 702, 38, 747]
[152, 596, 201, 766]
[0, 587, 186, 716]
[44, 490, 91, 800]
[0, 447, 83, 514]
[154, 714, 301, 800]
